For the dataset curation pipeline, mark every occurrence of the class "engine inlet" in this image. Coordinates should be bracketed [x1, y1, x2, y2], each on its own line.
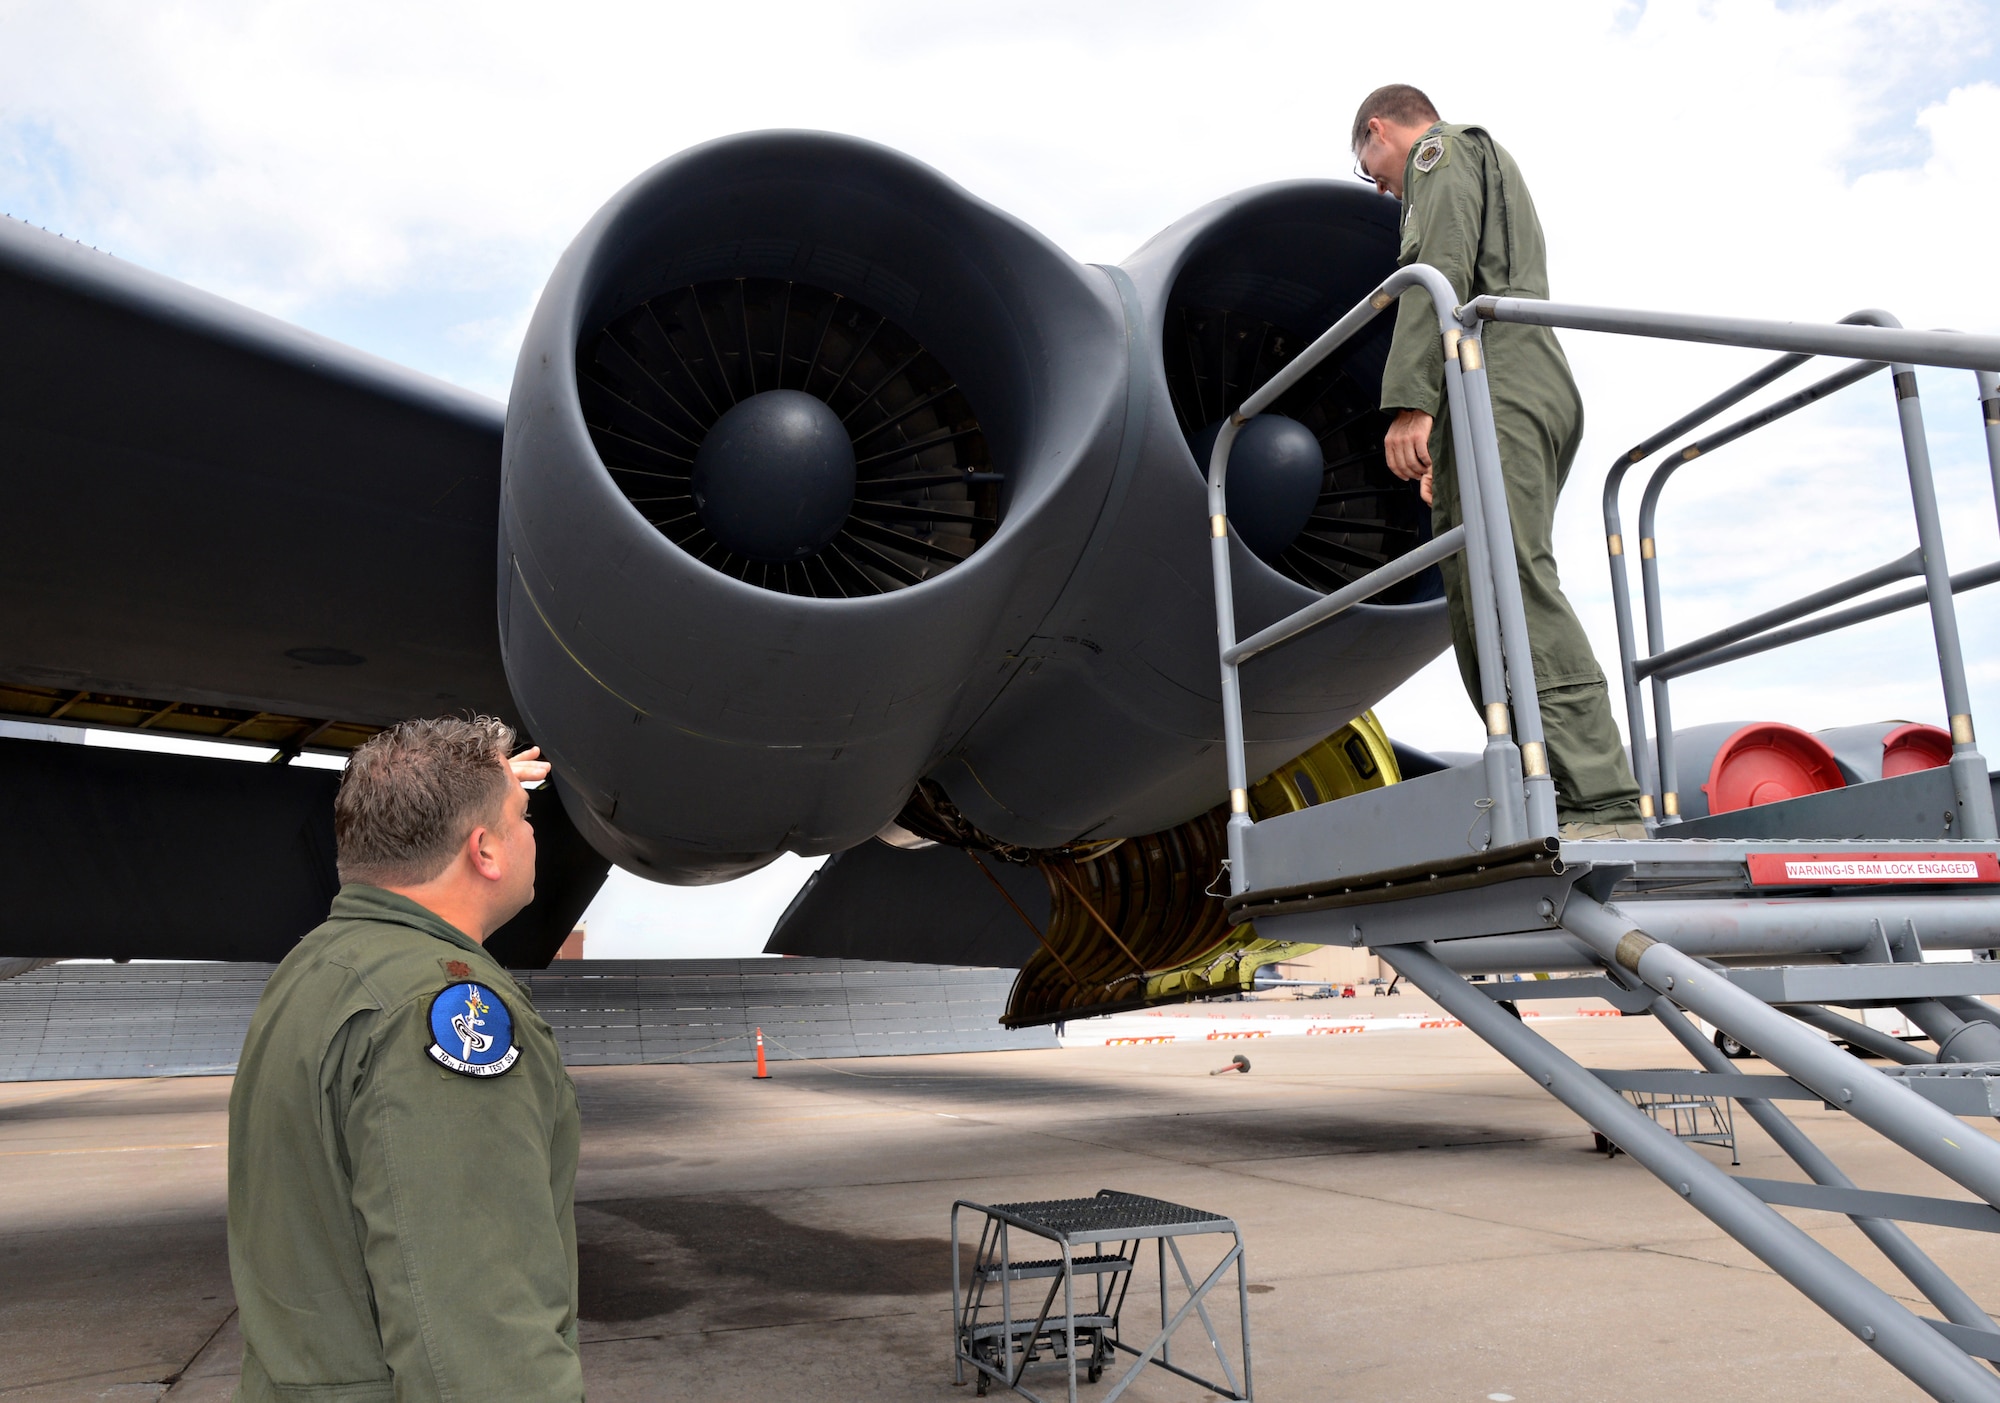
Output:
[578, 278, 998, 597]
[1168, 305, 1430, 599]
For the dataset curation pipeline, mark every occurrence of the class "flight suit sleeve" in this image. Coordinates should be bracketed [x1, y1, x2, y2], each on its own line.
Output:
[1380, 133, 1487, 416]
[341, 993, 582, 1403]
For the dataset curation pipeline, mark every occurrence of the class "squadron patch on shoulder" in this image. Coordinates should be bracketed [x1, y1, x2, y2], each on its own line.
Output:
[426, 981, 519, 1077]
[1413, 135, 1446, 173]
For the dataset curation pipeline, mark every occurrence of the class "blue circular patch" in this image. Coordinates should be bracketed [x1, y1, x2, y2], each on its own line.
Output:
[426, 982, 519, 1077]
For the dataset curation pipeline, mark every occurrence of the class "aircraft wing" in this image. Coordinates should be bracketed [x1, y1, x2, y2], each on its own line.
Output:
[0, 217, 608, 966]
[0, 214, 514, 741]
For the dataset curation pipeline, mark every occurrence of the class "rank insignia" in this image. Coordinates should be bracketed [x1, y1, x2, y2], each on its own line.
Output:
[1413, 135, 1445, 173]
[441, 959, 472, 980]
[426, 981, 519, 1077]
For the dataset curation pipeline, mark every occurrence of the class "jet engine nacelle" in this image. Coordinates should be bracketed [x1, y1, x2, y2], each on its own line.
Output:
[500, 132, 1449, 882]
[501, 133, 1127, 880]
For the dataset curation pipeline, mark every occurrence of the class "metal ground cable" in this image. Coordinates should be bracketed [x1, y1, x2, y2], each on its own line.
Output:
[1378, 941, 2000, 1403]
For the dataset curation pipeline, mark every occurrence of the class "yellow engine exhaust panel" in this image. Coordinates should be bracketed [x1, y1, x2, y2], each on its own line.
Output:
[1001, 713, 1400, 1026]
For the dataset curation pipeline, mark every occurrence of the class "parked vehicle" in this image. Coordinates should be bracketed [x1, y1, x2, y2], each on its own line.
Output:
[1697, 1005, 1920, 1059]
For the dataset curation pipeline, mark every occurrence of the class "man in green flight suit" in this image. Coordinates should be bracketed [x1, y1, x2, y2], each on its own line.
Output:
[1352, 83, 1645, 838]
[227, 716, 583, 1401]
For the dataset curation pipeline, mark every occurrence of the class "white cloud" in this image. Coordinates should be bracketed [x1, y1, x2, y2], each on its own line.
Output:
[5, 0, 2000, 948]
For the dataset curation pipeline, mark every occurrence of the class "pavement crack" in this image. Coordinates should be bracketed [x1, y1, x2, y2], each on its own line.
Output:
[161, 1306, 236, 1391]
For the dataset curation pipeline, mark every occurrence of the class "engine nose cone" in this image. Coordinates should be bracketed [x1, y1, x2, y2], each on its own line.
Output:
[692, 389, 857, 562]
[1193, 414, 1325, 563]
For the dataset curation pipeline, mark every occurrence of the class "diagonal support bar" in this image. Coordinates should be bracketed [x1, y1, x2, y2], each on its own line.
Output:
[1561, 893, 2000, 1210]
[1650, 997, 2000, 1337]
[1101, 1242, 1246, 1403]
[1378, 941, 2000, 1403]
[1226, 525, 1465, 665]
[1166, 1236, 1243, 1397]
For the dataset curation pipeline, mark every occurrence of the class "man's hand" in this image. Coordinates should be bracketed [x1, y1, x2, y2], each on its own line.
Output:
[1419, 468, 1433, 506]
[1384, 409, 1434, 483]
[509, 746, 552, 789]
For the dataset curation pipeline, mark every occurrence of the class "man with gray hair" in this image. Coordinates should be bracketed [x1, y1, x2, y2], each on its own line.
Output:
[226, 717, 583, 1402]
[1352, 84, 1646, 837]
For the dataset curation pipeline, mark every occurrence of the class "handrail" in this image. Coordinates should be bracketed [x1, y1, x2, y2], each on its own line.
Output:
[1602, 375, 1783, 814]
[1210, 286, 2000, 901]
[1598, 312, 1891, 820]
[1647, 559, 2000, 682]
[1633, 358, 1890, 817]
[1206, 262, 1555, 897]
[1538, 295, 1999, 839]
[1632, 549, 1923, 681]
[1473, 297, 2000, 372]
[1225, 525, 1465, 665]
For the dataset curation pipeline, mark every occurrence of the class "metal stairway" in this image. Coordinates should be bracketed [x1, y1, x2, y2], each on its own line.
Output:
[1201, 265, 2000, 1400]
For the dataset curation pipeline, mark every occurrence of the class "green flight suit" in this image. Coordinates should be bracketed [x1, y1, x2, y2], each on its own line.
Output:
[227, 884, 583, 1402]
[1381, 122, 1642, 823]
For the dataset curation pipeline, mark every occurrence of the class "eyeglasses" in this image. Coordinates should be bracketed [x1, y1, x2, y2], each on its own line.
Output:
[1352, 135, 1383, 189]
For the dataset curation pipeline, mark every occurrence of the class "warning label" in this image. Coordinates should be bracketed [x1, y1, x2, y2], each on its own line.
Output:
[1747, 852, 2000, 885]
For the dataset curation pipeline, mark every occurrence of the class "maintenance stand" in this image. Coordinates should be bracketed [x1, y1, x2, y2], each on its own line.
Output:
[952, 1189, 1252, 1402]
[1205, 267, 2000, 1403]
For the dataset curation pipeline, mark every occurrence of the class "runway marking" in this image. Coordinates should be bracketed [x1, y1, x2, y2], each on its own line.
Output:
[0, 1142, 223, 1157]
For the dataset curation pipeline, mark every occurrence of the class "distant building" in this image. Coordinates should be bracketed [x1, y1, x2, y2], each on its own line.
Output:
[554, 923, 586, 961]
[1273, 945, 1382, 988]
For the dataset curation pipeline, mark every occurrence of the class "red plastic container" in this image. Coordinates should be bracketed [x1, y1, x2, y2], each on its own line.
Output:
[1879, 722, 1953, 777]
[1702, 723, 1847, 814]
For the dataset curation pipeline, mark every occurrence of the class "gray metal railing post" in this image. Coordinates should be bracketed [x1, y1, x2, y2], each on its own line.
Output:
[1879, 338, 1998, 840]
[1205, 412, 1256, 895]
[1980, 371, 2000, 534]
[1380, 940, 2000, 1403]
[1600, 348, 1824, 822]
[1451, 313, 1558, 837]
[1630, 352, 1886, 822]
[1437, 329, 1526, 847]
[1634, 471, 1682, 822]
[1601, 460, 1660, 822]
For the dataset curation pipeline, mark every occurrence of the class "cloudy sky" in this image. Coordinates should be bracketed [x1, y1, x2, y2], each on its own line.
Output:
[6, 1, 1999, 955]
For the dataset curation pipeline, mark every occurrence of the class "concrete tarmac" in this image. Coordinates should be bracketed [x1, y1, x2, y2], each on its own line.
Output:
[4, 1004, 1992, 1401]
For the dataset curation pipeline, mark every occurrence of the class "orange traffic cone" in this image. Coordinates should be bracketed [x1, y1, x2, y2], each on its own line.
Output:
[753, 1027, 771, 1080]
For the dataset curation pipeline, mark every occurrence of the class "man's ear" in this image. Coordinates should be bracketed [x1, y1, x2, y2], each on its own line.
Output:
[466, 823, 504, 880]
